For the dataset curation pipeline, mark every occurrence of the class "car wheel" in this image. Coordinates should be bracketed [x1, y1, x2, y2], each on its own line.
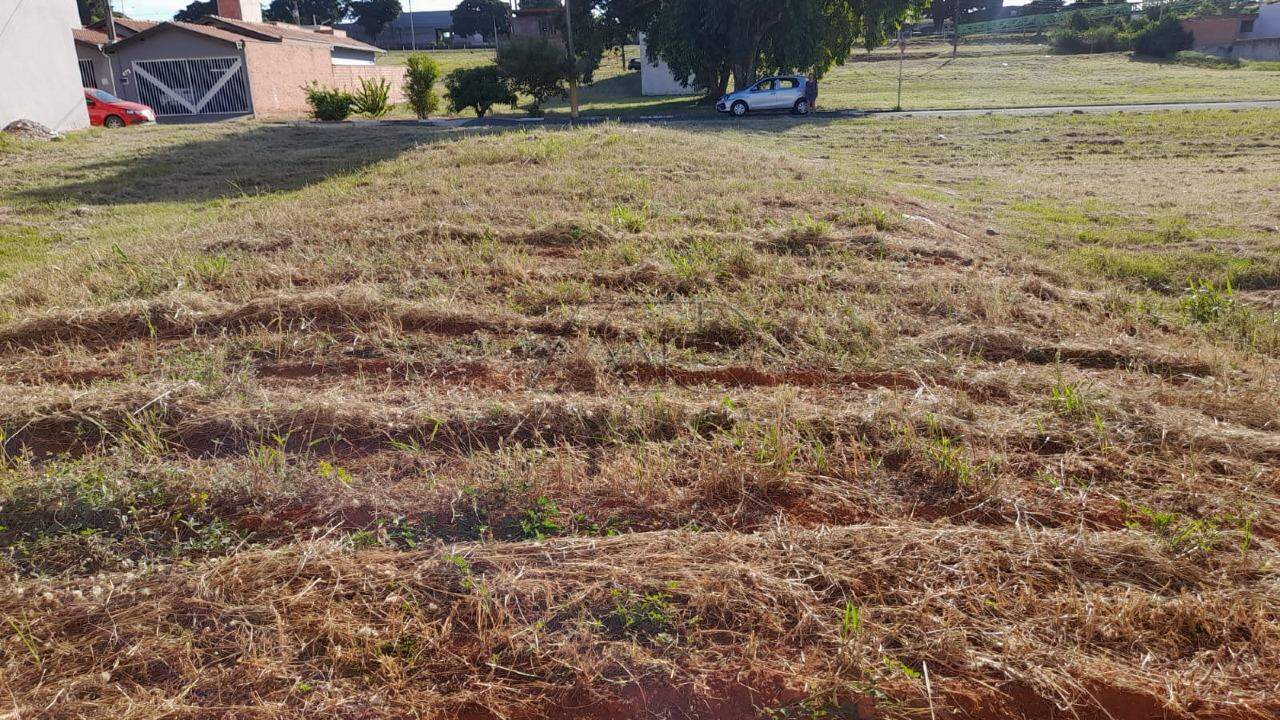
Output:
[793, 99, 811, 116]
[731, 101, 748, 117]
[104, 115, 125, 129]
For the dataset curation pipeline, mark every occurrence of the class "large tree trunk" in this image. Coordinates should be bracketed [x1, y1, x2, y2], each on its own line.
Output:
[727, 7, 784, 91]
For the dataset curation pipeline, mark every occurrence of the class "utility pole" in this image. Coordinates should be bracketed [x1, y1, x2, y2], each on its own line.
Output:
[563, 0, 579, 120]
[952, 0, 960, 57]
[103, 0, 118, 42]
[409, 0, 417, 51]
[896, 26, 905, 111]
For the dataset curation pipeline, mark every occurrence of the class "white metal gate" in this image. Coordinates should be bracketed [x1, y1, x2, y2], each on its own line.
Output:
[78, 59, 97, 89]
[132, 57, 251, 116]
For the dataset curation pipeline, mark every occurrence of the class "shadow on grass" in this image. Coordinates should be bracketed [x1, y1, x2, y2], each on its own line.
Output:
[18, 121, 475, 207]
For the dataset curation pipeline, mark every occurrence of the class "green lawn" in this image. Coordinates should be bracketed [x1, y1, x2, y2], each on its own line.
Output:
[378, 37, 1280, 118]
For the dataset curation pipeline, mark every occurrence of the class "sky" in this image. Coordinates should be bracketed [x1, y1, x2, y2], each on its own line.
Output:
[117, 0, 458, 21]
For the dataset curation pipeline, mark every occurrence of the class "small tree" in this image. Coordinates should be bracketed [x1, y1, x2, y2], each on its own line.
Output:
[404, 54, 442, 118]
[445, 65, 517, 117]
[1131, 15, 1193, 57]
[173, 0, 215, 21]
[495, 37, 574, 115]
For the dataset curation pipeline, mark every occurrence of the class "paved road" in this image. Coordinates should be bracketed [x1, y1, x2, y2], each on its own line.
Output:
[452, 98, 1280, 127]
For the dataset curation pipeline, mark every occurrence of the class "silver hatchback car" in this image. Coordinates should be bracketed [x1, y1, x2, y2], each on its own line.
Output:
[716, 76, 815, 116]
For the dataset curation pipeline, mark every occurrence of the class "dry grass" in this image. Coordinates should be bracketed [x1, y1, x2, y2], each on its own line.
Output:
[1, 116, 1278, 719]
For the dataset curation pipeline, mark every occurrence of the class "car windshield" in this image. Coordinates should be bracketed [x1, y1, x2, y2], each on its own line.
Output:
[90, 89, 121, 103]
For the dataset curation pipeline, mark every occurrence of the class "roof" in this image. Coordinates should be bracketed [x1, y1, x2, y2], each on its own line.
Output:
[104, 21, 252, 51]
[87, 17, 157, 36]
[73, 27, 110, 47]
[387, 11, 454, 28]
[198, 16, 384, 53]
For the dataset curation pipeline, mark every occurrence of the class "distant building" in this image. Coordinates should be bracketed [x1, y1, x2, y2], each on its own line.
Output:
[0, 0, 88, 132]
[337, 11, 455, 49]
[510, 6, 561, 39]
[1184, 4, 1280, 60]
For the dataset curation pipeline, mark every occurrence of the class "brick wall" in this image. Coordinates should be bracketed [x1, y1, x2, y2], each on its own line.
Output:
[243, 41, 407, 117]
[332, 66, 407, 104]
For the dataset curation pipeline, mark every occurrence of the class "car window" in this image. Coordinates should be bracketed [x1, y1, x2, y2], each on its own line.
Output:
[779, 78, 799, 89]
[751, 80, 775, 92]
[91, 89, 121, 103]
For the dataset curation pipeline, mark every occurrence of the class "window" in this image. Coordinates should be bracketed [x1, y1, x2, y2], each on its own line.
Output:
[1242, 19, 1255, 33]
[779, 78, 799, 89]
[752, 79, 775, 92]
[90, 89, 122, 103]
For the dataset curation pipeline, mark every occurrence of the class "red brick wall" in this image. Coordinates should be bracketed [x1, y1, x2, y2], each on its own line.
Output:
[242, 41, 407, 117]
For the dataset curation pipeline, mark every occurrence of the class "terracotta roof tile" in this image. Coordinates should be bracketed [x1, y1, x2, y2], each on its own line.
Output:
[73, 27, 110, 46]
[201, 16, 384, 52]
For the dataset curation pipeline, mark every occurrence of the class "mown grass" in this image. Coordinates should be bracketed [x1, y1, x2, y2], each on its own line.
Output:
[374, 37, 1280, 117]
[0, 112, 1277, 719]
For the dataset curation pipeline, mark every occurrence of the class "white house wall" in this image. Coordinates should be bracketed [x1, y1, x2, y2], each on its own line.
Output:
[638, 33, 697, 97]
[0, 0, 90, 132]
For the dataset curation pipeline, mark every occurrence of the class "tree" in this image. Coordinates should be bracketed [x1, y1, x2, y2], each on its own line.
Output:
[496, 36, 575, 114]
[1023, 0, 1065, 15]
[351, 0, 402, 39]
[445, 65, 517, 116]
[404, 54, 442, 118]
[606, 0, 925, 99]
[77, 0, 107, 24]
[452, 0, 511, 40]
[174, 0, 216, 21]
[264, 0, 352, 24]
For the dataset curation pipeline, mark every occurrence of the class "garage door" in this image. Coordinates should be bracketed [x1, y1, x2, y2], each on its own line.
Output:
[132, 57, 251, 117]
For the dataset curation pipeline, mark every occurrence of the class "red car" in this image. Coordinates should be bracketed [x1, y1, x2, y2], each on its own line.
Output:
[84, 88, 156, 128]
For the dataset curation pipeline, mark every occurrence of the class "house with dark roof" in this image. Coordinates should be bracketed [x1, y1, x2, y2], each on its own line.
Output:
[337, 11, 457, 49]
[81, 0, 403, 118]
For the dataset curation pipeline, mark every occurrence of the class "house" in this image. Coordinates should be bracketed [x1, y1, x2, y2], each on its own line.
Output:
[637, 34, 697, 97]
[90, 0, 401, 118]
[75, 18, 157, 93]
[1183, 4, 1280, 60]
[1, 0, 88, 133]
[337, 11, 455, 49]
[511, 7, 562, 39]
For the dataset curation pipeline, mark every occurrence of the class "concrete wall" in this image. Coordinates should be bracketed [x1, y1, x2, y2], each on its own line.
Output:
[638, 34, 696, 97]
[108, 28, 245, 104]
[0, 0, 89, 132]
[1234, 37, 1280, 59]
[243, 41, 405, 116]
[1183, 16, 1246, 47]
[331, 65, 407, 103]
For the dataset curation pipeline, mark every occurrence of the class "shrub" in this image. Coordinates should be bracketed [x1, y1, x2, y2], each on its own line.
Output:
[351, 76, 392, 118]
[444, 65, 517, 118]
[496, 36, 575, 115]
[303, 83, 353, 122]
[1175, 50, 1240, 68]
[404, 54, 441, 119]
[1131, 16, 1193, 58]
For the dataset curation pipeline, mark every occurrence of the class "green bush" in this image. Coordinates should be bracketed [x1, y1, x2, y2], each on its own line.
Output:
[404, 54, 441, 119]
[496, 37, 575, 115]
[303, 83, 353, 122]
[444, 65, 517, 118]
[1175, 50, 1240, 68]
[351, 77, 392, 118]
[1131, 15, 1193, 58]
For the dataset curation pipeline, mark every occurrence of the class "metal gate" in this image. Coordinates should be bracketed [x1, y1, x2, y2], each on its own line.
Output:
[132, 57, 251, 116]
[79, 59, 97, 89]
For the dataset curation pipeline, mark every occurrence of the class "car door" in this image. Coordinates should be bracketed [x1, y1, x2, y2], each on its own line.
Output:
[85, 96, 104, 125]
[776, 78, 802, 108]
[748, 78, 776, 110]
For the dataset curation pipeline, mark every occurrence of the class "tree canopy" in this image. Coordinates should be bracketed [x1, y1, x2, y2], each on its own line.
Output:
[173, 0, 216, 21]
[451, 0, 512, 40]
[351, 0, 402, 38]
[264, 0, 352, 24]
[927, 0, 1003, 30]
[605, 0, 927, 98]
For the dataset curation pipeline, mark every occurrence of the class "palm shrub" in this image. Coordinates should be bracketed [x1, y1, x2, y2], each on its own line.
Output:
[404, 54, 441, 119]
[351, 77, 392, 118]
[444, 65, 517, 118]
[303, 83, 354, 121]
